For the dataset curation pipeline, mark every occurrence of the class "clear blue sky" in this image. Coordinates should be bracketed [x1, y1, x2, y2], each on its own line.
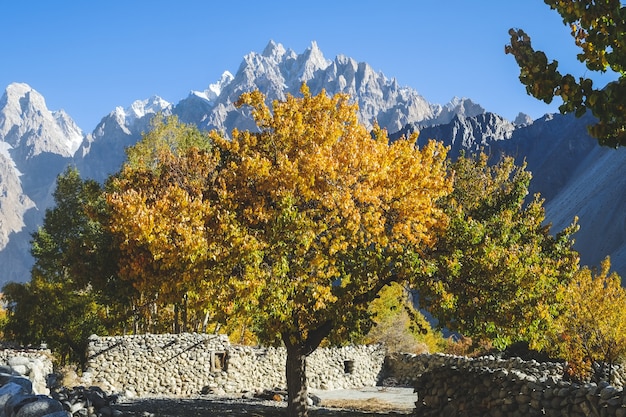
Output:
[0, 1, 617, 132]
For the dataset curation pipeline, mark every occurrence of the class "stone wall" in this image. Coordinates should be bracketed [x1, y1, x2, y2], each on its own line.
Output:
[0, 349, 54, 395]
[385, 353, 567, 387]
[413, 365, 626, 417]
[84, 333, 230, 397]
[83, 333, 386, 397]
[380, 352, 626, 417]
[82, 332, 626, 416]
[386, 352, 625, 388]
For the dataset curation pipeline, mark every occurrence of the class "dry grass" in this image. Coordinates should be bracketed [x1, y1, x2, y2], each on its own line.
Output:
[56, 365, 82, 388]
[320, 397, 410, 412]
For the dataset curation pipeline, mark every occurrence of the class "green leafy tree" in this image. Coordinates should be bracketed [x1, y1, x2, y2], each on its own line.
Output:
[505, 0, 626, 147]
[2, 276, 106, 366]
[2, 167, 131, 364]
[549, 257, 626, 383]
[418, 152, 580, 350]
[108, 86, 453, 417]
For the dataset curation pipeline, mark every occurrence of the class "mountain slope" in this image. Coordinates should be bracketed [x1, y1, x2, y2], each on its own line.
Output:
[1, 41, 626, 285]
[0, 83, 80, 282]
[395, 111, 621, 275]
[76, 96, 172, 182]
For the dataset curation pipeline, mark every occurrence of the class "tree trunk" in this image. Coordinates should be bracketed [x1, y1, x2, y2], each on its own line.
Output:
[282, 321, 333, 417]
[182, 293, 188, 332]
[174, 303, 180, 334]
[202, 311, 210, 333]
[285, 343, 309, 417]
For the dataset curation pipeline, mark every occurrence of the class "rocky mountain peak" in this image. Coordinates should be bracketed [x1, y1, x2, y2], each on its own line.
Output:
[3, 41, 626, 285]
[262, 40, 288, 61]
[0, 83, 84, 159]
[428, 97, 485, 126]
[293, 41, 331, 81]
[514, 112, 534, 126]
[122, 96, 171, 125]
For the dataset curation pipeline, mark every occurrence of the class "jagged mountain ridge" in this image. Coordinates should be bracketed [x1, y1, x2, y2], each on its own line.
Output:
[0, 41, 494, 283]
[1, 40, 625, 285]
[77, 41, 483, 183]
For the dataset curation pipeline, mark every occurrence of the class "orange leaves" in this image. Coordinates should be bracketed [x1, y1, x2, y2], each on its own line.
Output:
[107, 89, 453, 348]
[550, 257, 626, 381]
[212, 86, 454, 343]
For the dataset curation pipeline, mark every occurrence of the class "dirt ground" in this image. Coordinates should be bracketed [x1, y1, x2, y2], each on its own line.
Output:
[112, 387, 415, 416]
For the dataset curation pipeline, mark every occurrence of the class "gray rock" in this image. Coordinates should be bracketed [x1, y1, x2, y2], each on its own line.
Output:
[0, 383, 29, 409]
[5, 377, 32, 394]
[7, 358, 31, 368]
[14, 397, 64, 417]
[4, 394, 39, 417]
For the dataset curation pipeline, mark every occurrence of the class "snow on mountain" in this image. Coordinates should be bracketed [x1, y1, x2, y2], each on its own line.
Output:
[514, 112, 534, 126]
[190, 71, 234, 102]
[0, 83, 84, 159]
[430, 97, 486, 126]
[2, 41, 626, 285]
[123, 96, 172, 125]
[77, 96, 172, 182]
[190, 40, 441, 135]
[0, 142, 35, 248]
[0, 83, 84, 282]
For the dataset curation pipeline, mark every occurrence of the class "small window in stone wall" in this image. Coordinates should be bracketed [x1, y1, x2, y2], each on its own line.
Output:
[211, 351, 228, 372]
[343, 360, 354, 374]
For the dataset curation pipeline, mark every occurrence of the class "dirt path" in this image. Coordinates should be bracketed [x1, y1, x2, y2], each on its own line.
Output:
[112, 388, 415, 417]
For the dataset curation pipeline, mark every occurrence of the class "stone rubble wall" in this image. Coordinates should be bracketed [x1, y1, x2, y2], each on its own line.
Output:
[389, 353, 626, 416]
[413, 365, 626, 417]
[84, 333, 231, 397]
[83, 333, 386, 397]
[386, 352, 625, 388]
[386, 353, 568, 387]
[224, 344, 385, 393]
[0, 349, 54, 395]
[81, 332, 626, 416]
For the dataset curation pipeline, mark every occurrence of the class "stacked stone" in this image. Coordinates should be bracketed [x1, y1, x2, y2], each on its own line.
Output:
[84, 333, 230, 397]
[388, 352, 566, 386]
[84, 333, 387, 397]
[0, 350, 54, 395]
[306, 345, 385, 390]
[414, 365, 626, 417]
[226, 344, 386, 392]
[224, 346, 286, 393]
[389, 352, 626, 388]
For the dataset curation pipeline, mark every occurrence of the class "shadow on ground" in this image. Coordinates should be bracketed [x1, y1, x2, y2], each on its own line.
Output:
[113, 396, 413, 416]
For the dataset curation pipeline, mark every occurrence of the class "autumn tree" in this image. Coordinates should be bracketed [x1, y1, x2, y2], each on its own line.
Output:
[417, 152, 580, 350]
[549, 257, 626, 383]
[1, 167, 131, 364]
[108, 86, 452, 417]
[107, 116, 220, 333]
[506, 0, 626, 147]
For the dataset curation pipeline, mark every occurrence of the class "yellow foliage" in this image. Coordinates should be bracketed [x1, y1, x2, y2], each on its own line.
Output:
[107, 85, 452, 354]
[550, 257, 626, 381]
